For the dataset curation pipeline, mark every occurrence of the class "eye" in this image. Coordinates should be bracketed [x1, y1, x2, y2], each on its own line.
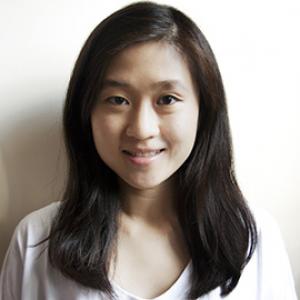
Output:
[157, 95, 180, 105]
[107, 96, 129, 105]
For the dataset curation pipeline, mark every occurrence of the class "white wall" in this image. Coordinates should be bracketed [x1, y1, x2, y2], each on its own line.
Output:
[0, 0, 299, 296]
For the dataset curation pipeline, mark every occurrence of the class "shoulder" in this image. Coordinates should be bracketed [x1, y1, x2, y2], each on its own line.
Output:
[14, 201, 61, 245]
[0, 202, 62, 299]
[243, 203, 298, 299]
[248, 203, 289, 258]
[19, 201, 61, 225]
[248, 203, 282, 239]
[249, 202, 293, 260]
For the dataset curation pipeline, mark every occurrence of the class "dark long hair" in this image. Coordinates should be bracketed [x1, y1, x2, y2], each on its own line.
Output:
[46, 2, 257, 298]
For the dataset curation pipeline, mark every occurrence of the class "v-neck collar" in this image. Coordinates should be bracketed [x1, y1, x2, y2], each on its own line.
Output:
[111, 260, 192, 300]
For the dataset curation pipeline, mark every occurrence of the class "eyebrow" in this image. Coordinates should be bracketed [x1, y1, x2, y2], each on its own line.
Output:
[101, 79, 188, 92]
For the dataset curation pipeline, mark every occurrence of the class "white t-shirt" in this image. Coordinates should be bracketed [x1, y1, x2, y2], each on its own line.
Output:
[0, 202, 298, 300]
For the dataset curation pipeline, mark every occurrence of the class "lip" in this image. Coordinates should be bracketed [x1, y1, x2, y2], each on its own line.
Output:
[123, 148, 165, 154]
[122, 149, 165, 166]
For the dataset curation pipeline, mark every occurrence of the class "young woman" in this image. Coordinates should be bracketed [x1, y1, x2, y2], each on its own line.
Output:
[0, 2, 297, 299]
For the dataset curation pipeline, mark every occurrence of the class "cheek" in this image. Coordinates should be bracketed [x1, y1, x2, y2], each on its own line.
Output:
[91, 114, 121, 152]
[165, 109, 199, 149]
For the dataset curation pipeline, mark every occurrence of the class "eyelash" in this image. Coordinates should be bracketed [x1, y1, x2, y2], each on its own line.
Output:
[157, 95, 180, 105]
[107, 95, 181, 106]
[107, 96, 128, 105]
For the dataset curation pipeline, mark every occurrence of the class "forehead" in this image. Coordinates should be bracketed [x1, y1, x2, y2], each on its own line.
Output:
[102, 41, 196, 93]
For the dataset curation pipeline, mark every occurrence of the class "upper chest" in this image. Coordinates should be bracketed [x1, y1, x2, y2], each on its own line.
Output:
[108, 226, 190, 299]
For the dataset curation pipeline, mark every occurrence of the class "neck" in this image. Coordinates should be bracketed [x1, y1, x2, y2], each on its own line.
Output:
[118, 176, 178, 228]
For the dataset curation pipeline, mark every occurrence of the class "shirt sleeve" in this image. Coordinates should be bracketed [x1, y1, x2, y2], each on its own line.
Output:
[255, 208, 298, 300]
[0, 222, 25, 300]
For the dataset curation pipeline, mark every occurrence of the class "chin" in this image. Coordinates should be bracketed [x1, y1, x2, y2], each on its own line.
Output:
[121, 174, 176, 191]
[127, 181, 161, 191]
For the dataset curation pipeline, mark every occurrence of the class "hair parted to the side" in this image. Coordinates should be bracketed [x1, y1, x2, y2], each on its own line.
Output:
[44, 2, 257, 299]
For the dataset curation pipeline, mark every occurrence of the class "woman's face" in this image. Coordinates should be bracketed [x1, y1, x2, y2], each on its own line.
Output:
[91, 41, 199, 190]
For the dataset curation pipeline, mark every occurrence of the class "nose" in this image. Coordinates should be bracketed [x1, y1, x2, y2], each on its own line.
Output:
[126, 102, 160, 140]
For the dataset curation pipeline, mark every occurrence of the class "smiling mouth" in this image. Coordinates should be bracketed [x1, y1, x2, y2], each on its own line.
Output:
[122, 149, 165, 157]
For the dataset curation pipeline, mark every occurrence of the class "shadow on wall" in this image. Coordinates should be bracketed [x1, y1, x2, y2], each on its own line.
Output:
[0, 106, 67, 266]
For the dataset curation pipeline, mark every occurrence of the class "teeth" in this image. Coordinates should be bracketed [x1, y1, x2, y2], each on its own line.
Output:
[129, 150, 162, 157]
